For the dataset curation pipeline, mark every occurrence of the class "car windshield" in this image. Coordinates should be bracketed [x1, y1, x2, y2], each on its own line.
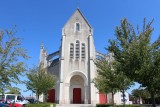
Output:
[6, 95, 15, 101]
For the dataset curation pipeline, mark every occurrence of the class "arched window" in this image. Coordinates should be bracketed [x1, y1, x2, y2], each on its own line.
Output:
[75, 40, 80, 59]
[70, 43, 74, 58]
[75, 23, 80, 32]
[81, 43, 85, 59]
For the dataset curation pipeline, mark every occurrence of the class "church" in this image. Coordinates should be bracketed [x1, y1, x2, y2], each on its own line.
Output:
[39, 9, 130, 105]
[39, 9, 102, 104]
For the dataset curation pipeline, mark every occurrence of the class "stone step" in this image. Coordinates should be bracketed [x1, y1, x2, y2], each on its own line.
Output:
[56, 104, 96, 107]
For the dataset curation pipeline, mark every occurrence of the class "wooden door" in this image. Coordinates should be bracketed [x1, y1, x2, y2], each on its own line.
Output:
[73, 88, 81, 104]
[99, 93, 107, 104]
[47, 89, 55, 103]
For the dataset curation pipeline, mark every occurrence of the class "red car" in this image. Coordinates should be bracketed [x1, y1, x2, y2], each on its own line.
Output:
[0, 94, 29, 107]
[1, 100, 23, 107]
[8, 102, 23, 107]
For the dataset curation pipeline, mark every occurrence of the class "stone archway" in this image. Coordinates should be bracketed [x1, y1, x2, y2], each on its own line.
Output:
[70, 75, 84, 104]
[65, 71, 89, 104]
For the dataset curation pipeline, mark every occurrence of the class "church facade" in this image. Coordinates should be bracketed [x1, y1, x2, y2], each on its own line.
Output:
[39, 9, 109, 105]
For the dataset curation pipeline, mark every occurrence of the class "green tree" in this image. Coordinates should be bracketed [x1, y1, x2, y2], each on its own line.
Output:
[6, 87, 21, 94]
[94, 57, 133, 105]
[0, 27, 28, 95]
[140, 89, 151, 104]
[132, 88, 150, 104]
[25, 65, 56, 102]
[113, 61, 134, 106]
[108, 18, 160, 107]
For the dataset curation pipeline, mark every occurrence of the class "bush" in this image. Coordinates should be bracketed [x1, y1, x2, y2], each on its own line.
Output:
[25, 103, 56, 107]
[96, 104, 141, 107]
[96, 104, 113, 107]
[115, 105, 141, 107]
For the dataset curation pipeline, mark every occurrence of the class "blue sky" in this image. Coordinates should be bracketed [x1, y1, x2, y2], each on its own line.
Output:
[0, 0, 160, 96]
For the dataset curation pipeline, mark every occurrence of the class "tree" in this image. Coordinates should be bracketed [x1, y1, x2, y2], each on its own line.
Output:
[94, 56, 133, 105]
[132, 88, 150, 104]
[139, 89, 151, 104]
[132, 89, 142, 104]
[108, 18, 160, 107]
[0, 27, 28, 95]
[6, 87, 21, 94]
[25, 65, 56, 102]
[113, 61, 134, 106]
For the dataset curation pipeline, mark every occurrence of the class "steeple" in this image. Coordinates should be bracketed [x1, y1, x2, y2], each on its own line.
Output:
[39, 42, 47, 67]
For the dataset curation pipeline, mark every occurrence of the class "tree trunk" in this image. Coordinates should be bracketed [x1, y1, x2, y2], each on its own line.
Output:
[37, 93, 39, 101]
[1, 86, 5, 100]
[151, 92, 156, 107]
[122, 89, 126, 106]
[2, 88, 4, 97]
[112, 92, 114, 105]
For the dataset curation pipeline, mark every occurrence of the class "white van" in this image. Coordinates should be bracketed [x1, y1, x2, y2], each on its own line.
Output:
[0, 94, 29, 105]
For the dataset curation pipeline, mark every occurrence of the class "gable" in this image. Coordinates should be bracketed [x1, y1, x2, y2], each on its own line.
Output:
[63, 9, 92, 32]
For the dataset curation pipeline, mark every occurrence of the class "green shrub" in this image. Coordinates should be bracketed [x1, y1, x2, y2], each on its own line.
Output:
[96, 104, 141, 107]
[115, 105, 141, 107]
[25, 103, 56, 107]
[96, 104, 113, 107]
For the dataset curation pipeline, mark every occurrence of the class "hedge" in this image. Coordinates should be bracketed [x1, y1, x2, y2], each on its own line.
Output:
[96, 104, 113, 107]
[96, 104, 141, 107]
[115, 105, 141, 107]
[25, 103, 56, 107]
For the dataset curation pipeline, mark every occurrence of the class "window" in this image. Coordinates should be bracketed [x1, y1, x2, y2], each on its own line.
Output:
[81, 43, 85, 59]
[0, 95, 4, 100]
[70, 43, 74, 58]
[17, 96, 23, 101]
[6, 95, 15, 101]
[76, 40, 80, 59]
[75, 23, 80, 31]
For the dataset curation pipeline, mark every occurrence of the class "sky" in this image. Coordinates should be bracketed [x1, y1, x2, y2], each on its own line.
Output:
[0, 0, 160, 97]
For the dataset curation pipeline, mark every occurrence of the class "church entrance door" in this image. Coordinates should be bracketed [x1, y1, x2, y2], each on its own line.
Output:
[73, 88, 81, 104]
[47, 89, 55, 103]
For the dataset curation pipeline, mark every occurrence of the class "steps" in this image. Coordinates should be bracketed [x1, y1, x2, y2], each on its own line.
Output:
[56, 104, 96, 107]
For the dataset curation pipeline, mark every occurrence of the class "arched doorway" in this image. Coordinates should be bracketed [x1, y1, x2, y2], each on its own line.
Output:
[70, 75, 84, 104]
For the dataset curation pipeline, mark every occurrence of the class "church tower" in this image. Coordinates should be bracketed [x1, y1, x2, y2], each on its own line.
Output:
[39, 9, 99, 105]
[59, 9, 98, 104]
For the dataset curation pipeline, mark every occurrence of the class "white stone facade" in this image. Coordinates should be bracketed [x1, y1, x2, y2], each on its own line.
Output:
[114, 91, 132, 105]
[39, 9, 99, 105]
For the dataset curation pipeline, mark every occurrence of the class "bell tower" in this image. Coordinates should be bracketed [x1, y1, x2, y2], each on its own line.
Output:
[58, 9, 98, 104]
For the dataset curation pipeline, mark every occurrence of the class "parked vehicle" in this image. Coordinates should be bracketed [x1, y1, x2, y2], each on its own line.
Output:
[1, 100, 23, 107]
[9, 103, 23, 107]
[0, 94, 29, 107]
[25, 97, 39, 104]
[0, 103, 9, 107]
